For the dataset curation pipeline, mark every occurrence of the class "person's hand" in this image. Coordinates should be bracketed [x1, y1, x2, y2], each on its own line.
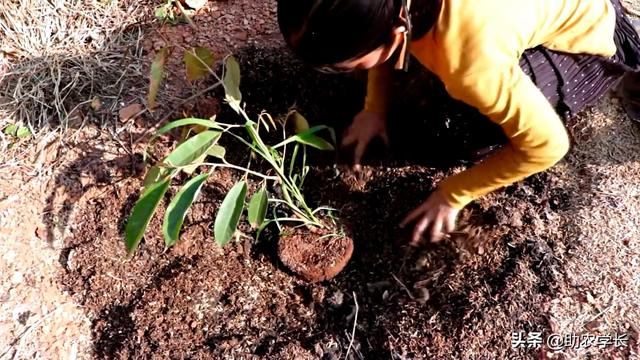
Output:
[400, 190, 460, 245]
[342, 111, 389, 171]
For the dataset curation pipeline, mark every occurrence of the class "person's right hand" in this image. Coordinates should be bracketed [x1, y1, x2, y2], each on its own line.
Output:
[341, 111, 389, 171]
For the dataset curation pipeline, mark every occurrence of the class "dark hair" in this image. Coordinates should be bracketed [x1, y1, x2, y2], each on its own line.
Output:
[411, 0, 442, 39]
[277, 0, 443, 67]
[277, 0, 402, 66]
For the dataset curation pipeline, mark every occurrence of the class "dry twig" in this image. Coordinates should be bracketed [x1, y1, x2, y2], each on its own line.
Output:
[392, 273, 415, 300]
[344, 292, 359, 360]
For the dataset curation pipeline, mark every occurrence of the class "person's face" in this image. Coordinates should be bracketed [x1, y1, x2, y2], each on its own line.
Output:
[317, 25, 407, 73]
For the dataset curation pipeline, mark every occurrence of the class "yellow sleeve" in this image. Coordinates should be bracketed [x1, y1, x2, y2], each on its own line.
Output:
[363, 63, 394, 114]
[437, 64, 571, 209]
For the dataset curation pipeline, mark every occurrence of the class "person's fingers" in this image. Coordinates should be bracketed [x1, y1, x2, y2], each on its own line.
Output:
[400, 204, 425, 228]
[380, 129, 390, 147]
[429, 214, 444, 243]
[342, 128, 357, 147]
[412, 214, 431, 245]
[353, 138, 368, 168]
[444, 213, 456, 234]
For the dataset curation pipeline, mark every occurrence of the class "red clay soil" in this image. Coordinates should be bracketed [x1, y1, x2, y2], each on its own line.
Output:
[278, 227, 354, 283]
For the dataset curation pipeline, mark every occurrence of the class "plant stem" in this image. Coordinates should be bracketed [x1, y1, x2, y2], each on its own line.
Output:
[192, 51, 324, 227]
[202, 163, 277, 180]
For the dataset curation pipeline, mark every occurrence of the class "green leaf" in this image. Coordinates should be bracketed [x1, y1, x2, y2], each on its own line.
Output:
[3, 124, 17, 136]
[207, 145, 226, 158]
[125, 179, 171, 254]
[18, 127, 33, 138]
[275, 125, 335, 151]
[180, 141, 226, 175]
[214, 181, 247, 246]
[297, 133, 334, 150]
[182, 152, 208, 175]
[223, 56, 242, 113]
[164, 130, 221, 167]
[156, 118, 222, 136]
[149, 118, 223, 155]
[154, 6, 167, 20]
[184, 47, 215, 82]
[143, 165, 173, 188]
[148, 47, 171, 110]
[326, 126, 337, 147]
[287, 110, 309, 134]
[163, 173, 209, 247]
[248, 186, 268, 228]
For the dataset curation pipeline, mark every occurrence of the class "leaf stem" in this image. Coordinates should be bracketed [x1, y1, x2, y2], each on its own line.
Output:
[201, 163, 277, 180]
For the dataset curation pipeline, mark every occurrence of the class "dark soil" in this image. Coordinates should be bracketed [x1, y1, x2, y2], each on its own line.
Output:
[278, 226, 354, 283]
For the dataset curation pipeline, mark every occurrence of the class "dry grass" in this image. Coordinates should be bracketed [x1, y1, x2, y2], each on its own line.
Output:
[624, 0, 640, 16]
[0, 0, 149, 136]
[548, 98, 640, 358]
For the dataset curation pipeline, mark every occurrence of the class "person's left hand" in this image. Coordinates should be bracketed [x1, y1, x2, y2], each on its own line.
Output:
[400, 190, 460, 245]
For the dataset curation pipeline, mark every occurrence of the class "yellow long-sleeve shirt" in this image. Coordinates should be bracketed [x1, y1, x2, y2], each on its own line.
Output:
[365, 0, 617, 209]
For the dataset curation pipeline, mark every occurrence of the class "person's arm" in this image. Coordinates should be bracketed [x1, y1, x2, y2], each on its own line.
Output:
[437, 64, 571, 209]
[364, 62, 394, 114]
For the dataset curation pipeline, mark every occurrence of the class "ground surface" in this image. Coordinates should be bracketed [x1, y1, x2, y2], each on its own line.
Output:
[1, 0, 640, 359]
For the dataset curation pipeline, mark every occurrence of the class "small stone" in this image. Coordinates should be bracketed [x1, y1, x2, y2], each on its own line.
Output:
[183, 0, 207, 10]
[35, 225, 47, 240]
[414, 256, 429, 270]
[90, 97, 102, 111]
[235, 242, 243, 255]
[3, 250, 17, 264]
[10, 272, 23, 285]
[416, 288, 430, 304]
[17, 311, 32, 325]
[585, 320, 606, 332]
[311, 287, 325, 304]
[12, 305, 30, 322]
[234, 31, 248, 41]
[119, 103, 143, 122]
[327, 290, 344, 307]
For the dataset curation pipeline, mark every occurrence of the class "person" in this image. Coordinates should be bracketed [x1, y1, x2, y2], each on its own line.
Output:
[276, 0, 640, 244]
